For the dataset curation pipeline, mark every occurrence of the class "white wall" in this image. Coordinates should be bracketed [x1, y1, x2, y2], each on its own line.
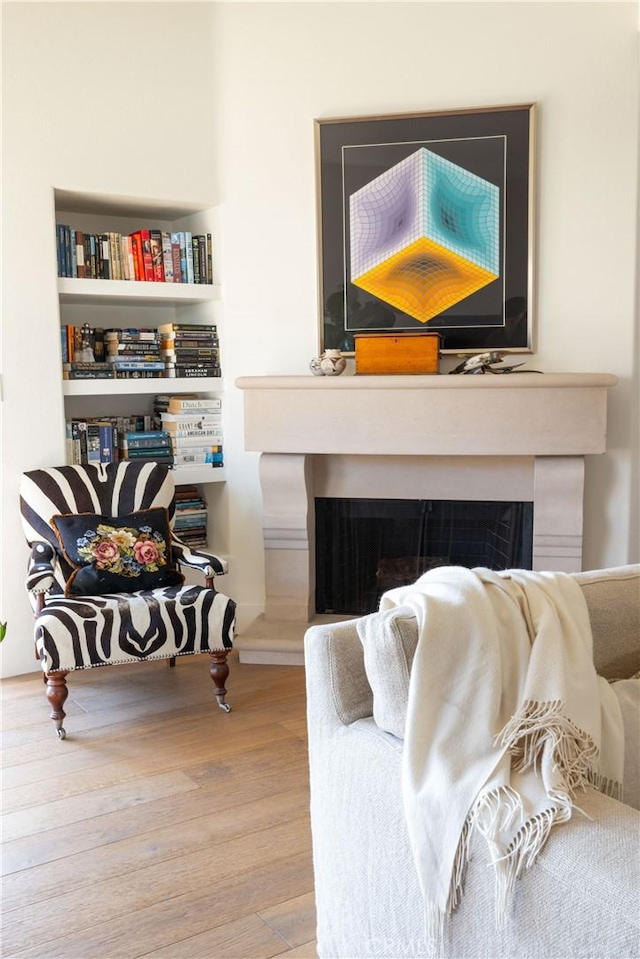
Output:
[1, 1, 638, 677]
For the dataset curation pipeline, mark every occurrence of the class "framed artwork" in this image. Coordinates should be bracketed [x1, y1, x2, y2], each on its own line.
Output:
[315, 104, 535, 354]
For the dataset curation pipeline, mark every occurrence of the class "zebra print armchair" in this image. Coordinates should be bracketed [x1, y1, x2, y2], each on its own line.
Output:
[20, 462, 236, 738]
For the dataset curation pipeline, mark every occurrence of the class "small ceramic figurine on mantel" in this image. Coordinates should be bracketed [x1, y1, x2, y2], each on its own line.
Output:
[310, 349, 346, 376]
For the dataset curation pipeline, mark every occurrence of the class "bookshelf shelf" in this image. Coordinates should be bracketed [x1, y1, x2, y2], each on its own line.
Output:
[58, 277, 220, 306]
[63, 377, 225, 397]
[172, 466, 226, 485]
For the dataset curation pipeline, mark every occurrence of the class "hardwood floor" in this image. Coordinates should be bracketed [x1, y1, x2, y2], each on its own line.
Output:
[1, 654, 317, 959]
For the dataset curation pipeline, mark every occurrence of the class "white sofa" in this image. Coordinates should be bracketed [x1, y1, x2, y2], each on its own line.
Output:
[305, 566, 640, 959]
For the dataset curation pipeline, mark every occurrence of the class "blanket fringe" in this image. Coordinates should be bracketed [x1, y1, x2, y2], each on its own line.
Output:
[497, 698, 599, 793]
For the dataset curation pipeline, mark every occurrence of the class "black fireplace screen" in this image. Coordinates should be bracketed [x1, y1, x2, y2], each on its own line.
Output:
[315, 498, 533, 615]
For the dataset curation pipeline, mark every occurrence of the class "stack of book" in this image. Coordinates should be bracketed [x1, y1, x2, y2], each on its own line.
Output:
[173, 485, 209, 548]
[160, 395, 223, 473]
[117, 429, 174, 466]
[56, 225, 213, 284]
[159, 323, 221, 379]
[105, 328, 167, 379]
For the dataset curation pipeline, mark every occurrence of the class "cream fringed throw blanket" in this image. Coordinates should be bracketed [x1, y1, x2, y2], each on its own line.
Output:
[378, 567, 624, 947]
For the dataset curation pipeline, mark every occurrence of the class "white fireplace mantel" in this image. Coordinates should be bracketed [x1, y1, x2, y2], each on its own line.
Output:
[236, 372, 617, 664]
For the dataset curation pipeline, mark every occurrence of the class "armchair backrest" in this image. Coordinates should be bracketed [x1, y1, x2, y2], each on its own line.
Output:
[20, 462, 176, 595]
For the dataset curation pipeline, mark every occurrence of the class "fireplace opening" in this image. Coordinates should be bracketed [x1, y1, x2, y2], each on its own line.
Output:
[315, 498, 533, 616]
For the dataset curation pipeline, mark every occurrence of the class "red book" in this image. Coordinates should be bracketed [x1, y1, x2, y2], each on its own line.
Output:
[129, 232, 144, 281]
[140, 230, 154, 281]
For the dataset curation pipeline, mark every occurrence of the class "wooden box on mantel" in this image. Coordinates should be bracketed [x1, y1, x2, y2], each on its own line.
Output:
[354, 332, 441, 375]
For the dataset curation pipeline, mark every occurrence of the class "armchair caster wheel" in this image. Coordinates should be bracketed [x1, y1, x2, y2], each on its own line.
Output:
[56, 727, 67, 740]
[218, 702, 232, 713]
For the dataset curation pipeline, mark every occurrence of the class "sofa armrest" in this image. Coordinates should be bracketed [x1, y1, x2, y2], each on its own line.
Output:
[573, 565, 640, 679]
[447, 787, 640, 958]
[307, 705, 640, 959]
[304, 620, 373, 728]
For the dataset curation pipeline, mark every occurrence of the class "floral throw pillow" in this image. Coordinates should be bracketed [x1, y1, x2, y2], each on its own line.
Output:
[51, 508, 184, 597]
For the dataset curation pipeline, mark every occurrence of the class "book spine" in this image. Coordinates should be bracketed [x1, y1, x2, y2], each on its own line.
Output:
[123, 450, 175, 462]
[170, 233, 182, 282]
[99, 423, 114, 464]
[197, 235, 207, 285]
[162, 417, 222, 430]
[56, 225, 65, 277]
[159, 323, 218, 333]
[206, 233, 213, 285]
[129, 232, 143, 281]
[120, 437, 171, 450]
[178, 233, 187, 282]
[168, 427, 223, 438]
[192, 236, 201, 285]
[184, 232, 194, 283]
[173, 452, 223, 465]
[86, 424, 102, 464]
[64, 370, 116, 380]
[92, 328, 105, 362]
[75, 230, 85, 279]
[150, 229, 165, 282]
[170, 435, 223, 448]
[167, 398, 222, 411]
[109, 360, 166, 371]
[161, 231, 173, 283]
[139, 230, 154, 281]
[98, 234, 109, 279]
[120, 430, 168, 441]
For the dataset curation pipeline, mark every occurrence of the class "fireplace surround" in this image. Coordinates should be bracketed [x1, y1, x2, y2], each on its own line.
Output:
[236, 372, 616, 664]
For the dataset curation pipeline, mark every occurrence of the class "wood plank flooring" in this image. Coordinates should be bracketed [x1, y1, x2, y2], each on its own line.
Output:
[1, 654, 317, 959]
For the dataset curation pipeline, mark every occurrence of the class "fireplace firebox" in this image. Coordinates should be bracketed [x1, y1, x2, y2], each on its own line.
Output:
[316, 497, 533, 615]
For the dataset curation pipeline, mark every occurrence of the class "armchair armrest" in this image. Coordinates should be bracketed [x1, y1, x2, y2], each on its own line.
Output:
[26, 541, 57, 594]
[171, 533, 228, 578]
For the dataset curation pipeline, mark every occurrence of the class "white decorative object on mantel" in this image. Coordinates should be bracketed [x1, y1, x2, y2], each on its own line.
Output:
[235, 372, 617, 664]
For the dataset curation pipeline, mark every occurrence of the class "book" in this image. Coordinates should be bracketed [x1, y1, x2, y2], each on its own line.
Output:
[149, 230, 165, 282]
[161, 232, 173, 283]
[184, 231, 194, 283]
[162, 418, 222, 431]
[122, 450, 175, 463]
[119, 436, 171, 451]
[119, 429, 167, 442]
[64, 370, 116, 380]
[171, 367, 221, 378]
[192, 235, 201, 285]
[167, 396, 222, 413]
[108, 360, 166, 371]
[157, 323, 218, 334]
[99, 234, 111, 279]
[170, 233, 182, 282]
[63, 362, 112, 371]
[173, 452, 223, 465]
[169, 435, 223, 448]
[206, 233, 213, 285]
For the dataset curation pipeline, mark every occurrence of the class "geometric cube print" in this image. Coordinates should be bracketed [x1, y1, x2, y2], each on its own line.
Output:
[350, 147, 499, 323]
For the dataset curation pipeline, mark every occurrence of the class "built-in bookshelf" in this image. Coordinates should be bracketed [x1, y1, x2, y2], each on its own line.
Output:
[54, 188, 227, 550]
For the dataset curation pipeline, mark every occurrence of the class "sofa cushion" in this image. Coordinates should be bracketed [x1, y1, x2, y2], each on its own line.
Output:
[573, 566, 640, 680]
[360, 566, 640, 743]
[356, 606, 418, 739]
[610, 677, 640, 811]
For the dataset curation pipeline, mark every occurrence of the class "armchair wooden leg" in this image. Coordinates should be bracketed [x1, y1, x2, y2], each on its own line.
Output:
[209, 650, 231, 713]
[45, 671, 69, 739]
[168, 657, 176, 668]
